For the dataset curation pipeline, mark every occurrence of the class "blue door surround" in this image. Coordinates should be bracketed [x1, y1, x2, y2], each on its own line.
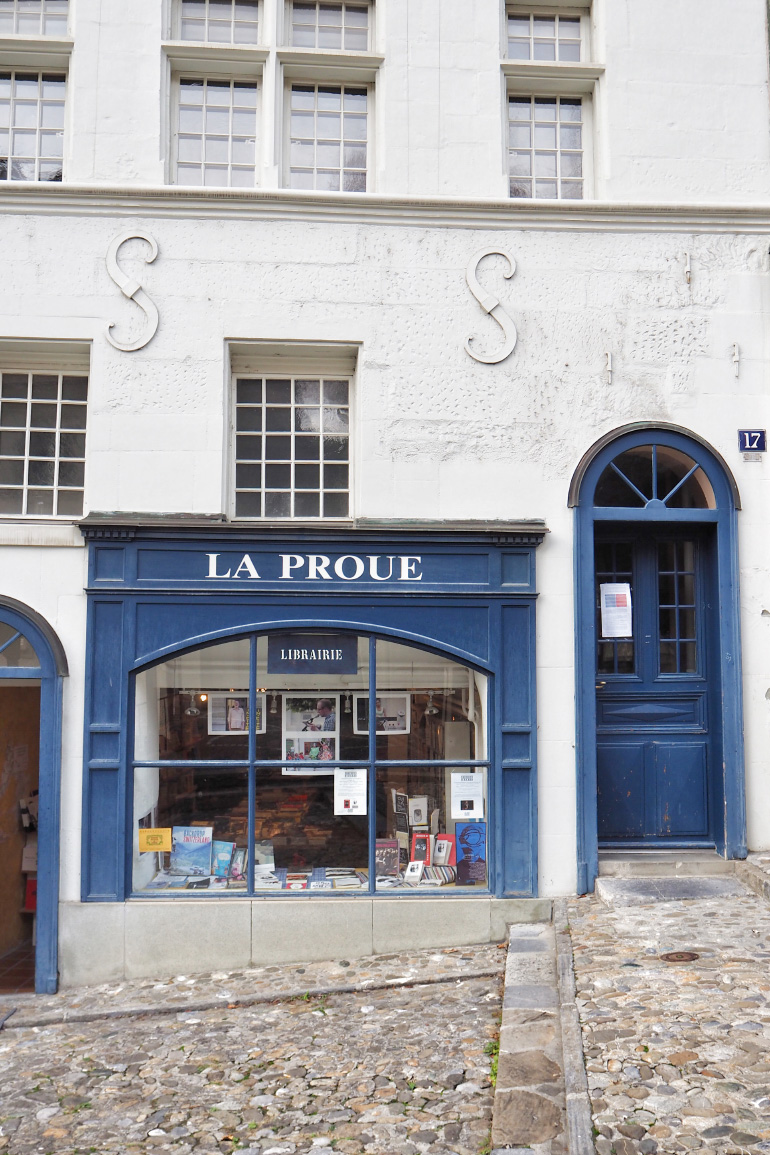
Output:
[0, 595, 67, 994]
[79, 520, 546, 903]
[570, 424, 746, 894]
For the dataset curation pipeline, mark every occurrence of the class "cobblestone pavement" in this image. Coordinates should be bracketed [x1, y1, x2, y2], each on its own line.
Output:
[568, 863, 770, 1155]
[0, 944, 504, 1155]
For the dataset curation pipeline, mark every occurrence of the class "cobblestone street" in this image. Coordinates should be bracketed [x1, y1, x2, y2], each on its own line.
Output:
[0, 945, 503, 1155]
[569, 862, 770, 1155]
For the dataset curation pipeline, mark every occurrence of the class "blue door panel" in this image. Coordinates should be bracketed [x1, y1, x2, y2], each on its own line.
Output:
[655, 742, 708, 837]
[597, 742, 645, 838]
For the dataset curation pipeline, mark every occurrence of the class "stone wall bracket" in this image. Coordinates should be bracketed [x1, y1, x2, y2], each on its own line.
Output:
[464, 248, 517, 364]
[105, 230, 160, 352]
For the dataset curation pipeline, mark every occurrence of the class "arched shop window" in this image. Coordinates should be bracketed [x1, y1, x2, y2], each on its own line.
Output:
[132, 632, 489, 894]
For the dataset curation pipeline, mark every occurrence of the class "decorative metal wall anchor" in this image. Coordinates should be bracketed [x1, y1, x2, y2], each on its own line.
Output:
[105, 230, 160, 352]
[464, 248, 517, 364]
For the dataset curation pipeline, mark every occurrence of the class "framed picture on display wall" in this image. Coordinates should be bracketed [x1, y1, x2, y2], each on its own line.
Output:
[354, 693, 410, 734]
[282, 694, 339, 774]
[207, 692, 265, 736]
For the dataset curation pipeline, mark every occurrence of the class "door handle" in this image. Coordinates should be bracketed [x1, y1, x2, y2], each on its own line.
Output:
[595, 681, 607, 689]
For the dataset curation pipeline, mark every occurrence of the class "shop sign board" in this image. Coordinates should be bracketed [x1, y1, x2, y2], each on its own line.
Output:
[268, 633, 358, 674]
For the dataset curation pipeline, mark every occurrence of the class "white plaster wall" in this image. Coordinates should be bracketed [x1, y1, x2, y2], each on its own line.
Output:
[54, 0, 770, 201]
[3, 204, 770, 894]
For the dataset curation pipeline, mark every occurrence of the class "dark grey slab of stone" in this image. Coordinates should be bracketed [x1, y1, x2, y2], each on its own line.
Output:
[595, 876, 746, 906]
[503, 983, 559, 1009]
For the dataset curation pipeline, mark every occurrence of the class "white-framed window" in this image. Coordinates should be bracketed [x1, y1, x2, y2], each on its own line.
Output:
[178, 0, 259, 44]
[0, 0, 68, 36]
[0, 369, 87, 518]
[507, 11, 581, 61]
[289, 1, 370, 50]
[0, 70, 64, 182]
[508, 94, 583, 199]
[288, 82, 367, 191]
[175, 75, 258, 187]
[233, 375, 351, 519]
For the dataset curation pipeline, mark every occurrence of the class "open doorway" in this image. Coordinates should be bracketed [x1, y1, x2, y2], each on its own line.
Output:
[0, 669, 40, 993]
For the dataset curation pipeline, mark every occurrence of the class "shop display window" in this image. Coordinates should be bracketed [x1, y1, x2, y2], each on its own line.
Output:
[131, 631, 489, 895]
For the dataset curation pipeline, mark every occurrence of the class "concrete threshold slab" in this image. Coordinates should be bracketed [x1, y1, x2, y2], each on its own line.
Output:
[491, 900, 593, 1155]
[595, 875, 747, 907]
[598, 850, 735, 877]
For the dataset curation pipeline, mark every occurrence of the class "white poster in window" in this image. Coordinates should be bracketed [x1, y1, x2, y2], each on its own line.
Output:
[334, 767, 368, 815]
[451, 771, 485, 821]
[600, 583, 633, 638]
[207, 692, 265, 735]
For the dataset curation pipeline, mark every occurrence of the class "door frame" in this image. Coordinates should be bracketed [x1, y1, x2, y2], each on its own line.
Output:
[570, 423, 745, 894]
[0, 596, 68, 993]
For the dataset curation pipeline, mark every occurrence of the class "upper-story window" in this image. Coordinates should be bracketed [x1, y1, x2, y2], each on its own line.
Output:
[0, 370, 87, 518]
[0, 71, 64, 182]
[233, 375, 350, 519]
[507, 12, 581, 61]
[175, 76, 258, 187]
[288, 83, 367, 191]
[179, 0, 259, 44]
[0, 0, 68, 36]
[508, 95, 583, 199]
[290, 2, 370, 51]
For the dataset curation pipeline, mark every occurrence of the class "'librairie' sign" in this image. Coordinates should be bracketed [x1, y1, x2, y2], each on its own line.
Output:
[268, 633, 359, 674]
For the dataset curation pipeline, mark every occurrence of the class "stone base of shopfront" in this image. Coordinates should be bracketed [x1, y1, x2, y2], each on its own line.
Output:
[58, 897, 552, 987]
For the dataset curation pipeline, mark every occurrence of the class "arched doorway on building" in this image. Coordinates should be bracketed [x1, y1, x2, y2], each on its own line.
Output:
[0, 598, 66, 994]
[570, 424, 745, 894]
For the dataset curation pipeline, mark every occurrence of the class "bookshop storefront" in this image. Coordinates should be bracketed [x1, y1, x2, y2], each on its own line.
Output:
[70, 520, 547, 983]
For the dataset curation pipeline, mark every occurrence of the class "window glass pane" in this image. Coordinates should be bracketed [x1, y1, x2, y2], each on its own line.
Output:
[134, 638, 251, 761]
[132, 768, 249, 893]
[376, 767, 488, 890]
[0, 625, 39, 667]
[373, 638, 487, 761]
[254, 632, 370, 760]
[254, 771, 368, 892]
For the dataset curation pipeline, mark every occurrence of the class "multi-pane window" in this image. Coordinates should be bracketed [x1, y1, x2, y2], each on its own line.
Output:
[234, 376, 350, 518]
[0, 371, 87, 517]
[289, 84, 366, 191]
[176, 77, 257, 187]
[507, 12, 581, 61]
[658, 541, 697, 675]
[290, 2, 369, 50]
[0, 72, 64, 182]
[0, 0, 68, 36]
[508, 95, 582, 199]
[179, 0, 259, 45]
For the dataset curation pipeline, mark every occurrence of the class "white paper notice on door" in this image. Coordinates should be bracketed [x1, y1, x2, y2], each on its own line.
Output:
[334, 767, 368, 815]
[600, 583, 633, 638]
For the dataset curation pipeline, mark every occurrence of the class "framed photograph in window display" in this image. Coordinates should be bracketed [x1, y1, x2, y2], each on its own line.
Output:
[282, 693, 339, 773]
[353, 693, 410, 734]
[207, 691, 266, 735]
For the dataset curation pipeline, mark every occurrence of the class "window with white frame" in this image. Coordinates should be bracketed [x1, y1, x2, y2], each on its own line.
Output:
[178, 0, 259, 44]
[0, 0, 68, 36]
[0, 71, 64, 182]
[507, 12, 581, 60]
[175, 76, 257, 187]
[288, 83, 366, 191]
[233, 375, 350, 519]
[290, 1, 370, 50]
[0, 370, 87, 517]
[508, 95, 582, 199]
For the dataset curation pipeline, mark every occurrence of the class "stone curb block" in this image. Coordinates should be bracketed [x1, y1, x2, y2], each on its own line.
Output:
[554, 896, 596, 1155]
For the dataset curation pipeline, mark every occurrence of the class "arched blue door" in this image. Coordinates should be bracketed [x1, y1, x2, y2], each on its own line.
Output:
[0, 598, 66, 993]
[571, 426, 745, 892]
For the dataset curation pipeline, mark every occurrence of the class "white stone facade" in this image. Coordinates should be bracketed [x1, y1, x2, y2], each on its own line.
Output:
[2, 0, 770, 983]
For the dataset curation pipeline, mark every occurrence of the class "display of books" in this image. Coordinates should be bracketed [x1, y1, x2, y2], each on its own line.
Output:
[212, 840, 235, 877]
[456, 821, 487, 885]
[408, 796, 428, 826]
[375, 838, 400, 876]
[186, 877, 211, 889]
[229, 847, 248, 881]
[404, 860, 424, 883]
[170, 826, 213, 876]
[253, 839, 275, 867]
[209, 876, 228, 891]
[410, 831, 432, 864]
[433, 833, 456, 866]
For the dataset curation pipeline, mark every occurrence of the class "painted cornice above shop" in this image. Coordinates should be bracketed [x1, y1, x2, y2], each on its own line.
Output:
[5, 184, 770, 234]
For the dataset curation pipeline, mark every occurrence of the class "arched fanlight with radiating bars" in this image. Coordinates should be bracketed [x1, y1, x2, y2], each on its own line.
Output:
[593, 444, 716, 509]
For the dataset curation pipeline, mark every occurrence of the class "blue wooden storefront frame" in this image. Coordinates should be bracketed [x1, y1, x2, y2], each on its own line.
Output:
[570, 424, 745, 893]
[80, 524, 545, 903]
[0, 596, 67, 994]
